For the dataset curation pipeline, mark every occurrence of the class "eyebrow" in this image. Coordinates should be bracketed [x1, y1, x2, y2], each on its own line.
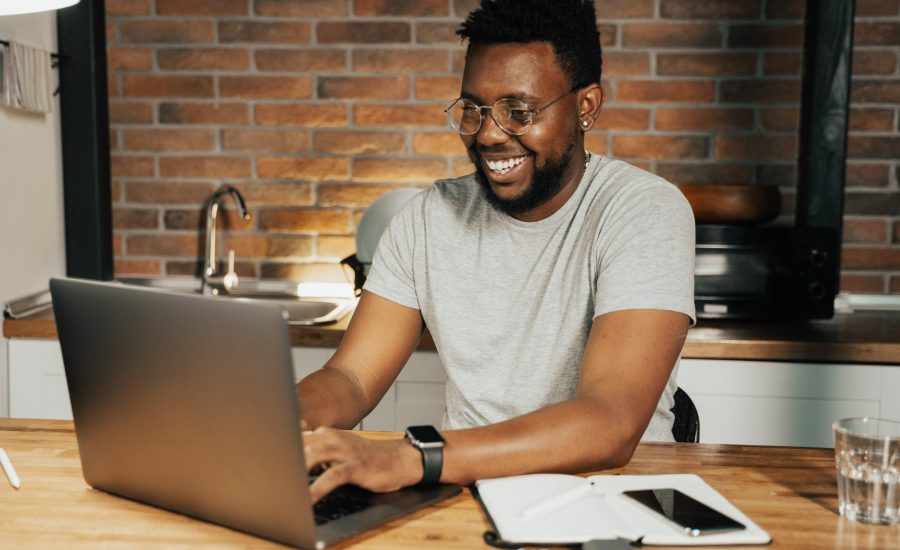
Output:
[458, 90, 540, 104]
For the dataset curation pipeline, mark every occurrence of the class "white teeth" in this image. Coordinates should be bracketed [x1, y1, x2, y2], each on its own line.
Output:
[486, 155, 527, 174]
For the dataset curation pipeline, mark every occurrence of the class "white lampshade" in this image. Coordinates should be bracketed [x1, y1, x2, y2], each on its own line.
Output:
[0, 0, 79, 16]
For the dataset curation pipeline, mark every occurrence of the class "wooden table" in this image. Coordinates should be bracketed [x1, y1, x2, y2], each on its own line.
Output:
[0, 420, 898, 548]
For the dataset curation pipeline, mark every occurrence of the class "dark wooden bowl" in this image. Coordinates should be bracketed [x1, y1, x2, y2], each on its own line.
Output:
[678, 183, 782, 225]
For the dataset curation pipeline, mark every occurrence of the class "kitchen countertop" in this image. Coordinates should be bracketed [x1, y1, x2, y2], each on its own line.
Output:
[0, 418, 898, 549]
[4, 308, 899, 365]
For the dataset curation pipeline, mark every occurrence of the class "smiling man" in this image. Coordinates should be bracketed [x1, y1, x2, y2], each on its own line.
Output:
[296, 0, 696, 500]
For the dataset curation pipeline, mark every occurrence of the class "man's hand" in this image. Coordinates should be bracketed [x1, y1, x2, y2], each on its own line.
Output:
[303, 427, 424, 503]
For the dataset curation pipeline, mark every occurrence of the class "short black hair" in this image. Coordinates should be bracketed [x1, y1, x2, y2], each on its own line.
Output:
[457, 0, 602, 88]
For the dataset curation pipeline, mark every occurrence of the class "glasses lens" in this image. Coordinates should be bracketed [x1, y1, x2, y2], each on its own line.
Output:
[447, 100, 483, 135]
[493, 99, 532, 136]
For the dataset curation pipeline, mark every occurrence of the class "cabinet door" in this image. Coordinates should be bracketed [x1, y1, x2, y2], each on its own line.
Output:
[8, 340, 72, 420]
[678, 359, 884, 448]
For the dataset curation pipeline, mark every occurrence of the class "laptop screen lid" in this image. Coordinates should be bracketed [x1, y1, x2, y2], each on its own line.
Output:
[50, 277, 319, 548]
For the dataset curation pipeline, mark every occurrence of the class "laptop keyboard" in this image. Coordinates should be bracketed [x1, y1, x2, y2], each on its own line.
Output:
[311, 482, 377, 525]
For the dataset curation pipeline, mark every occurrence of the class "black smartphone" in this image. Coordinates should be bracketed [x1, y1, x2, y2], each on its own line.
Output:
[621, 488, 745, 536]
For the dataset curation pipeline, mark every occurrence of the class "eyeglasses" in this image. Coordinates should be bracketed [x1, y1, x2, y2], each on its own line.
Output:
[444, 84, 581, 136]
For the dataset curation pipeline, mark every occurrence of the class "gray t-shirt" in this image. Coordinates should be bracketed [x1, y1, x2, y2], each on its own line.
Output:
[364, 155, 696, 441]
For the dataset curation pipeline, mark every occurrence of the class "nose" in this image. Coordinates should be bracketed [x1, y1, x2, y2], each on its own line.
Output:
[476, 108, 509, 147]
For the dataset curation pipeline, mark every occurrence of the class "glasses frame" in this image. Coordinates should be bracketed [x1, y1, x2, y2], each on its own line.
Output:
[444, 83, 583, 136]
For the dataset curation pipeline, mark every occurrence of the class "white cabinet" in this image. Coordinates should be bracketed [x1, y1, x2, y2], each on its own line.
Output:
[8, 339, 71, 420]
[677, 359, 898, 448]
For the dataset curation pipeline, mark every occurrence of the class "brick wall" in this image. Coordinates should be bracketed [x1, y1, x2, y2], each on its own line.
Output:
[106, 0, 900, 293]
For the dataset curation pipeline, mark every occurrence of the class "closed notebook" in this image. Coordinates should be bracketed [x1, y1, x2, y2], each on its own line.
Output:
[474, 473, 771, 546]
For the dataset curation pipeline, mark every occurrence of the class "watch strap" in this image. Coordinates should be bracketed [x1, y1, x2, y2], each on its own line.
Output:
[419, 444, 443, 485]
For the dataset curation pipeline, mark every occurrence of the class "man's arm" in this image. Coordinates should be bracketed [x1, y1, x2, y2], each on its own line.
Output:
[295, 290, 424, 430]
[302, 308, 689, 500]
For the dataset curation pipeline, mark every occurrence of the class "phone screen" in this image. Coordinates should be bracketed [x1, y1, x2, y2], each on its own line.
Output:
[622, 489, 745, 536]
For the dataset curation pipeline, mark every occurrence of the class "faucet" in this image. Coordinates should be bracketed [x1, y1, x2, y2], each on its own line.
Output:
[202, 185, 250, 294]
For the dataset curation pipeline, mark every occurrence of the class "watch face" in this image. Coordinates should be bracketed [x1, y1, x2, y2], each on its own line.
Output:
[406, 425, 443, 444]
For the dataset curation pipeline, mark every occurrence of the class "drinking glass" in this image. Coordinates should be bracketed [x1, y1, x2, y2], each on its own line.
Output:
[833, 417, 900, 525]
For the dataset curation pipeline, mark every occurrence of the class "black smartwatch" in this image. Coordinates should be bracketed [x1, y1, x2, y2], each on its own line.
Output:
[405, 425, 444, 485]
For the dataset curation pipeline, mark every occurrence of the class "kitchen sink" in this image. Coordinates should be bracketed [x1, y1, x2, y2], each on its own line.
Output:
[115, 277, 356, 326]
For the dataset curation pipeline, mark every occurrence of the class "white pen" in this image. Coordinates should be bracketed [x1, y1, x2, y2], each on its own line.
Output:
[519, 480, 594, 520]
[0, 448, 21, 490]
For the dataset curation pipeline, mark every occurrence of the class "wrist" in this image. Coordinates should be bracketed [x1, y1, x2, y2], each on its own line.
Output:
[397, 438, 425, 486]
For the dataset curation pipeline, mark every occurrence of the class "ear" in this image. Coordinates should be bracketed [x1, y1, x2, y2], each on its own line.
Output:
[576, 83, 604, 133]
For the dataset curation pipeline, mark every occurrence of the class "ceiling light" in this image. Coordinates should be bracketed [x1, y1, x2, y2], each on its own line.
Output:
[0, 0, 80, 16]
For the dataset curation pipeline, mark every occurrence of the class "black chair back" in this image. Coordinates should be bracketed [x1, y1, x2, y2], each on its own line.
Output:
[670, 387, 700, 443]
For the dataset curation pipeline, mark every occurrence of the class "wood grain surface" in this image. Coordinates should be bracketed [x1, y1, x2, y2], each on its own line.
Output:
[0, 419, 897, 549]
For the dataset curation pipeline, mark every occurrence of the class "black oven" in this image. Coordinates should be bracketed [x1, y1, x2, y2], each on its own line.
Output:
[694, 225, 838, 320]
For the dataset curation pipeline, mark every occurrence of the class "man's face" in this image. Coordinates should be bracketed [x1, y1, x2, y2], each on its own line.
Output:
[459, 42, 584, 221]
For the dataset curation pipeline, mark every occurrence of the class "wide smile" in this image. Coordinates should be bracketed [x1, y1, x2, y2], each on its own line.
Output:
[482, 154, 530, 183]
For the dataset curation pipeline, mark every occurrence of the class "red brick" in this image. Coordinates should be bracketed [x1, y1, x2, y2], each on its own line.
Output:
[660, 0, 759, 18]
[599, 24, 617, 48]
[106, 20, 117, 43]
[765, 0, 804, 19]
[126, 181, 216, 203]
[115, 260, 162, 277]
[451, 158, 476, 177]
[256, 49, 346, 72]
[238, 183, 314, 206]
[612, 136, 708, 160]
[848, 136, 900, 159]
[412, 132, 466, 155]
[658, 53, 756, 76]
[318, 22, 410, 44]
[126, 234, 199, 257]
[111, 155, 154, 177]
[220, 235, 313, 259]
[318, 183, 416, 207]
[851, 80, 900, 104]
[840, 273, 886, 293]
[354, 0, 447, 16]
[106, 47, 152, 70]
[123, 75, 213, 98]
[844, 218, 888, 244]
[842, 247, 900, 270]
[622, 24, 721, 48]
[453, 0, 478, 17]
[845, 192, 900, 215]
[353, 104, 446, 127]
[892, 276, 900, 294]
[584, 134, 609, 155]
[720, 80, 801, 104]
[163, 209, 251, 231]
[353, 49, 448, 72]
[715, 136, 798, 160]
[255, 104, 347, 127]
[857, 0, 900, 16]
[160, 156, 251, 178]
[159, 103, 248, 125]
[415, 22, 461, 44]
[219, 21, 311, 44]
[895, 221, 900, 244]
[315, 131, 407, 155]
[257, 157, 349, 180]
[594, 108, 651, 130]
[123, 129, 215, 152]
[254, 0, 348, 16]
[656, 108, 753, 131]
[855, 22, 900, 46]
[317, 235, 356, 259]
[108, 75, 120, 97]
[849, 109, 894, 132]
[728, 25, 804, 48]
[597, 0, 654, 17]
[119, 20, 214, 44]
[846, 164, 890, 187]
[853, 50, 897, 76]
[157, 0, 247, 15]
[763, 52, 802, 76]
[415, 76, 460, 100]
[221, 129, 311, 152]
[113, 208, 159, 229]
[617, 80, 715, 103]
[163, 261, 201, 277]
[602, 52, 650, 77]
[157, 48, 249, 71]
[109, 101, 154, 124]
[657, 163, 753, 185]
[220, 76, 313, 99]
[259, 210, 353, 233]
[353, 159, 445, 182]
[260, 262, 344, 281]
[758, 108, 800, 132]
[106, 0, 150, 16]
[319, 76, 409, 100]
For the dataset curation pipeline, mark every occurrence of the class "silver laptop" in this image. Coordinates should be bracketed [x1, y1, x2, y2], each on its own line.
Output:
[50, 277, 460, 549]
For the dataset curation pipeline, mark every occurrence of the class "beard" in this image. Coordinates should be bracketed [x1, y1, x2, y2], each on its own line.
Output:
[470, 134, 580, 218]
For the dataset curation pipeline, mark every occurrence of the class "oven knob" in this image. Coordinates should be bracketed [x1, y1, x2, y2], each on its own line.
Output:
[809, 249, 828, 268]
[808, 281, 826, 301]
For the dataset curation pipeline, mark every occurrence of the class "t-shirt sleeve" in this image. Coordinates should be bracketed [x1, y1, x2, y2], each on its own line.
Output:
[362, 197, 421, 310]
[592, 181, 696, 324]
